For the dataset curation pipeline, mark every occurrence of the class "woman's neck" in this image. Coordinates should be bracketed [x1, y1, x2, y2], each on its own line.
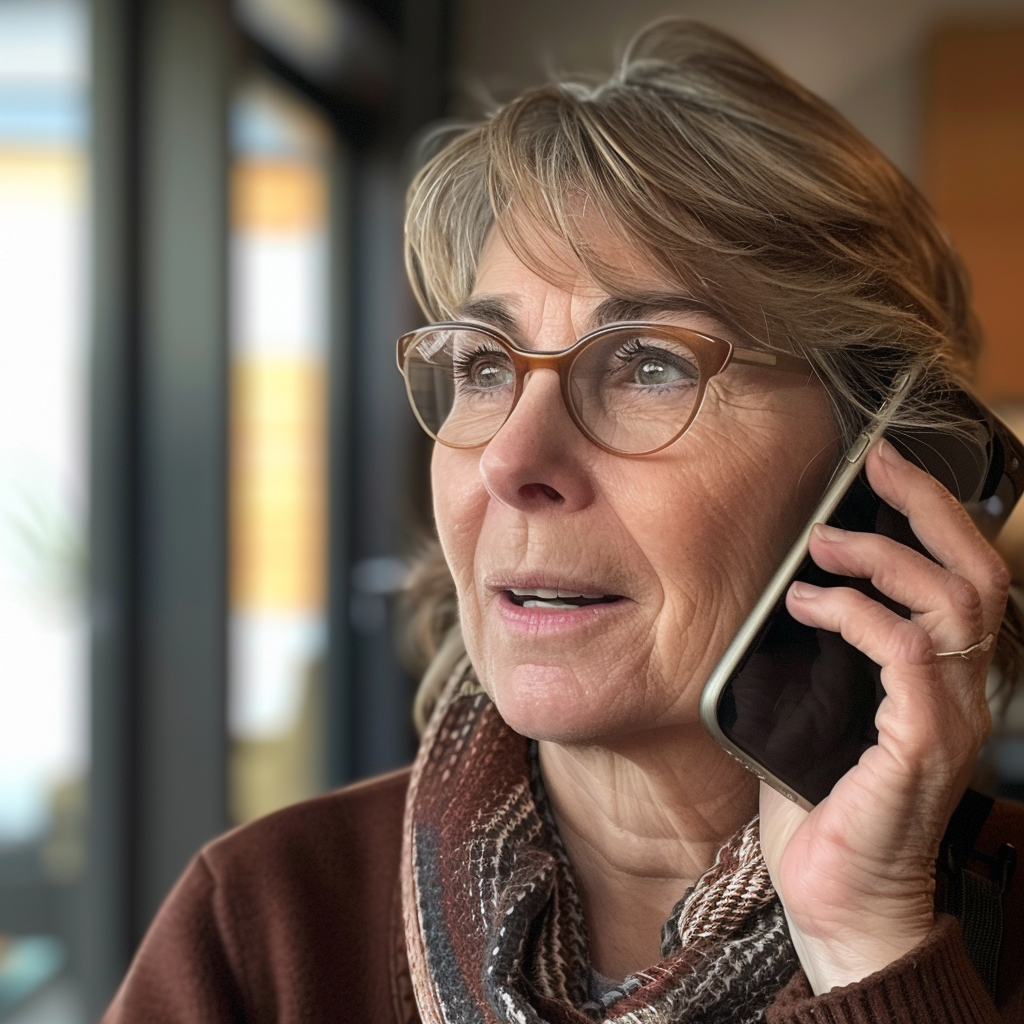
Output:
[538, 726, 759, 980]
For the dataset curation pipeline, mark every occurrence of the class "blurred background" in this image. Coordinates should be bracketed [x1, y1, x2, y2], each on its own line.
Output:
[0, 0, 1022, 1019]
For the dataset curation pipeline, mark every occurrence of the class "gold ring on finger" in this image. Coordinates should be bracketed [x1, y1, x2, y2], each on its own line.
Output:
[934, 633, 995, 660]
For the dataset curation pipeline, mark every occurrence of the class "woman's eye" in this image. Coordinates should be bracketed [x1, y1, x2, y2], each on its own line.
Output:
[472, 361, 513, 388]
[453, 348, 515, 391]
[615, 342, 698, 389]
[635, 357, 683, 386]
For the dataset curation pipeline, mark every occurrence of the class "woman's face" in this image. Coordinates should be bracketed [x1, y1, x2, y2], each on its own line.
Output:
[432, 228, 838, 745]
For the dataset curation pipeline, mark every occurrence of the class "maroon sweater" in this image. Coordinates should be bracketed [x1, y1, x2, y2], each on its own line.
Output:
[101, 770, 1024, 1023]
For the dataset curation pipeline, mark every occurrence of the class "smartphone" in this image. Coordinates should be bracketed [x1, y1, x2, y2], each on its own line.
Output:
[699, 371, 1024, 810]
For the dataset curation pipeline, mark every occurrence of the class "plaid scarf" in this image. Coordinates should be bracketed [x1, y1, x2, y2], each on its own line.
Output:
[401, 659, 799, 1024]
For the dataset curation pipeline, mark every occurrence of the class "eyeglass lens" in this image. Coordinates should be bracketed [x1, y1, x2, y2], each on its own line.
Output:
[403, 326, 704, 453]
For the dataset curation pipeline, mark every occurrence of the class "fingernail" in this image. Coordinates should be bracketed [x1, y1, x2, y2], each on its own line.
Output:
[790, 582, 823, 599]
[813, 522, 844, 542]
[876, 437, 904, 465]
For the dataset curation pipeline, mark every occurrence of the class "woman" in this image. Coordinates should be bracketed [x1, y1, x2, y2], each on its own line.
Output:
[103, 20, 1024, 1024]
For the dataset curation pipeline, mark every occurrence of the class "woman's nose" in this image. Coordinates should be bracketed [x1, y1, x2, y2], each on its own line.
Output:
[477, 369, 596, 513]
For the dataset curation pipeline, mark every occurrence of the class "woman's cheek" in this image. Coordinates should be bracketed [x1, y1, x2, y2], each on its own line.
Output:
[432, 451, 485, 577]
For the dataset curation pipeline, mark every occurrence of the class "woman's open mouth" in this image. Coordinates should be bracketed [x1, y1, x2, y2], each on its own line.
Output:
[505, 587, 622, 610]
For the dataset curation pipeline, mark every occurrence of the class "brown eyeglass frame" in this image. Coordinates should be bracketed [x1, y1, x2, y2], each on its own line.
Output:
[396, 320, 813, 457]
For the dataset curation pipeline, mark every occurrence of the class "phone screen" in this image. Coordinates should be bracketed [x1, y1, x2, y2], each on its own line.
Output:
[711, 400, 1024, 807]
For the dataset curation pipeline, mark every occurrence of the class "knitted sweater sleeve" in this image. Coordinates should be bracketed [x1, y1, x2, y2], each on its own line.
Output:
[766, 915, 1009, 1024]
[100, 853, 249, 1024]
[99, 772, 412, 1024]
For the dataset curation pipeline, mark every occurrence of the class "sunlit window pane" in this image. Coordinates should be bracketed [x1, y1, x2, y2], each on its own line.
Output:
[0, 0, 89, 1018]
[229, 76, 332, 824]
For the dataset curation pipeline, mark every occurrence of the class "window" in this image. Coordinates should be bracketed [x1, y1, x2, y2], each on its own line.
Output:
[0, 0, 90, 1018]
[229, 76, 335, 823]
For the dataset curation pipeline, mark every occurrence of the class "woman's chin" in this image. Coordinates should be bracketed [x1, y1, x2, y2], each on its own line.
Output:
[485, 661, 633, 744]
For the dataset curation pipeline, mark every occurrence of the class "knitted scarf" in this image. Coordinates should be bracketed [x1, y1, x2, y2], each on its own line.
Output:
[401, 658, 800, 1024]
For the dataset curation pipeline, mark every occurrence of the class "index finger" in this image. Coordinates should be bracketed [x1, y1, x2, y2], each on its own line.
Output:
[865, 439, 1010, 609]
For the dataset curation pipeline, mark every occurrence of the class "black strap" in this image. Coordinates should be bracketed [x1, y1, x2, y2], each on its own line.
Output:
[943, 789, 995, 858]
[938, 789, 1017, 998]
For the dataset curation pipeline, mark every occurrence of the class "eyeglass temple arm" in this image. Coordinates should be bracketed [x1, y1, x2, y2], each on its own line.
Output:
[730, 348, 812, 375]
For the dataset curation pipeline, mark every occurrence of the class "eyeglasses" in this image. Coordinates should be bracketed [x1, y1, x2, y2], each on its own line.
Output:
[396, 321, 812, 456]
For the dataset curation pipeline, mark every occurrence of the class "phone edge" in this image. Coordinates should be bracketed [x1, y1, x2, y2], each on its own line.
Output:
[698, 370, 916, 809]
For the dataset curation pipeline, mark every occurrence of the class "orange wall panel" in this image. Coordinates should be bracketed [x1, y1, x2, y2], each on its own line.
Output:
[925, 25, 1024, 401]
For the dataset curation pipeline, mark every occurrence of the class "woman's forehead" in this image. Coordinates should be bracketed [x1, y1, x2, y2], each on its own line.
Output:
[472, 224, 599, 293]
[466, 229, 735, 342]
[475, 217, 650, 288]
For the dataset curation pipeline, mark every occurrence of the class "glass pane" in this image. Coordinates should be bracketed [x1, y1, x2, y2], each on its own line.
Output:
[229, 75, 333, 824]
[0, 0, 89, 1019]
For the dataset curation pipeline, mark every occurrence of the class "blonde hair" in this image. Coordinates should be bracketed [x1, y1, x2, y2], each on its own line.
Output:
[400, 19, 1021, 716]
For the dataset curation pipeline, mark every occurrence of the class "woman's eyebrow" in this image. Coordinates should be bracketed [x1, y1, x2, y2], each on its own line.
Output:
[589, 294, 729, 331]
[455, 292, 733, 339]
[454, 296, 521, 334]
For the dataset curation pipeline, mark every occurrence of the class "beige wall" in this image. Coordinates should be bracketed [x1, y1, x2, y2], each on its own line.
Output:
[451, 0, 1024, 183]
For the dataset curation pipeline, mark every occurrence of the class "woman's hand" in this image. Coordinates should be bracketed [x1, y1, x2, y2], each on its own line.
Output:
[758, 437, 1011, 995]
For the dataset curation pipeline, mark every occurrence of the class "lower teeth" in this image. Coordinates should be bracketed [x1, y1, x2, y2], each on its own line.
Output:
[521, 599, 579, 610]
